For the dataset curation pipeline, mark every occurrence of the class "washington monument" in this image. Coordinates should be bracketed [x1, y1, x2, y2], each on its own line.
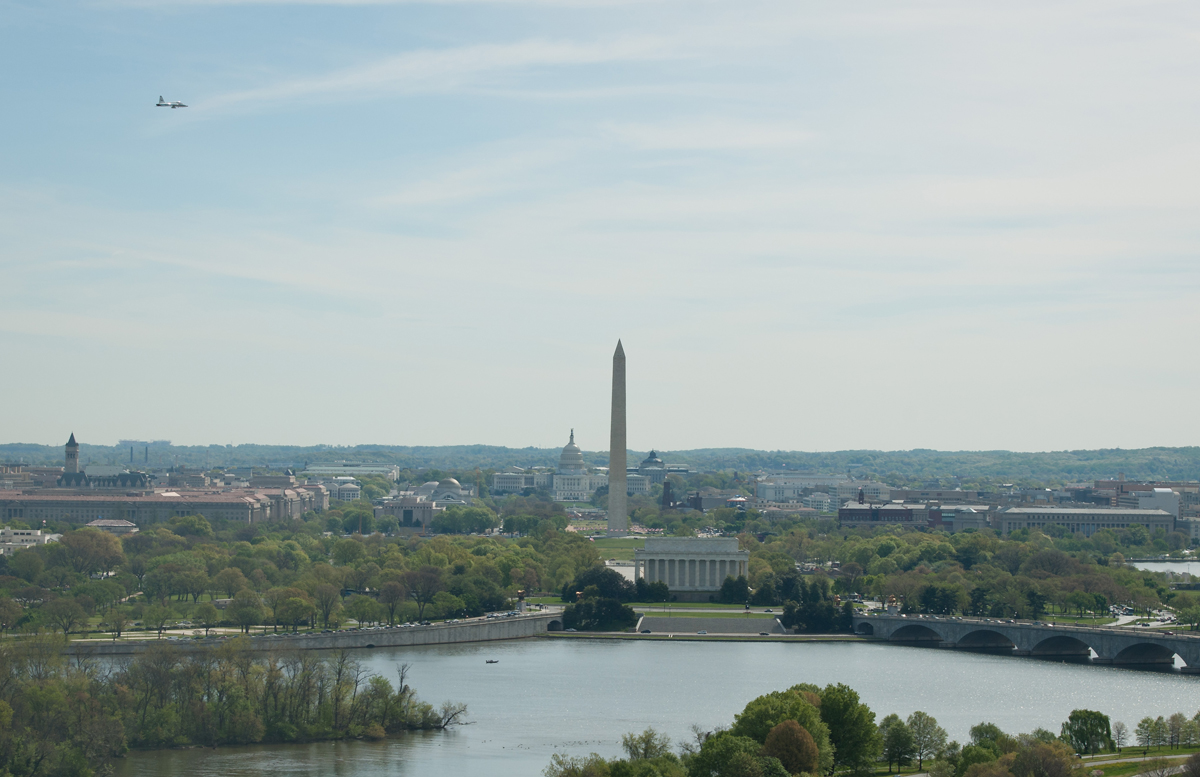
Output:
[607, 340, 628, 536]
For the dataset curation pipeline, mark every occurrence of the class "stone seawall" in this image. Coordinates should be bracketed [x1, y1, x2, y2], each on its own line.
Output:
[65, 613, 561, 656]
[637, 616, 786, 634]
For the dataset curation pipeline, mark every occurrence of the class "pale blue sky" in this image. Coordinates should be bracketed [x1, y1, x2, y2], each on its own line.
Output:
[3, 0, 1199, 452]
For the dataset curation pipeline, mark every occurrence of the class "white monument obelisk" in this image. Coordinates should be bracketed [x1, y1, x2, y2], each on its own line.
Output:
[607, 340, 628, 537]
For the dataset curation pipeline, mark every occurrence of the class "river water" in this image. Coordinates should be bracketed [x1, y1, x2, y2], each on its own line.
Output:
[115, 638, 1200, 777]
[1132, 560, 1197, 576]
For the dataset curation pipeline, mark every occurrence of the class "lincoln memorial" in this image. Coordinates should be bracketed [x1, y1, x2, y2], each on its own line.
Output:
[633, 537, 750, 600]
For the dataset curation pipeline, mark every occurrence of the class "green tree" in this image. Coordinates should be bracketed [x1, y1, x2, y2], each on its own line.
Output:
[719, 575, 751, 604]
[729, 689, 833, 774]
[9, 549, 44, 581]
[142, 603, 173, 639]
[690, 732, 789, 777]
[313, 583, 342, 628]
[168, 514, 213, 537]
[820, 683, 881, 775]
[332, 539, 366, 565]
[562, 597, 637, 632]
[909, 711, 948, 769]
[213, 567, 250, 599]
[956, 745, 998, 777]
[0, 597, 23, 634]
[60, 528, 126, 575]
[1061, 710, 1113, 755]
[194, 602, 221, 636]
[345, 594, 380, 627]
[227, 589, 264, 634]
[1112, 721, 1128, 752]
[1136, 718, 1155, 749]
[621, 728, 671, 760]
[105, 608, 131, 640]
[883, 718, 916, 771]
[379, 581, 406, 625]
[1153, 717, 1170, 748]
[404, 567, 444, 620]
[277, 595, 315, 632]
[43, 598, 87, 637]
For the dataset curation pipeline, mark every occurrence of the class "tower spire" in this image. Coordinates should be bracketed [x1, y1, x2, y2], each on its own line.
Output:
[608, 340, 628, 537]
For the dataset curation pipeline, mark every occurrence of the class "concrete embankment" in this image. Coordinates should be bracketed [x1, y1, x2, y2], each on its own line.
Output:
[64, 612, 561, 655]
[636, 616, 786, 634]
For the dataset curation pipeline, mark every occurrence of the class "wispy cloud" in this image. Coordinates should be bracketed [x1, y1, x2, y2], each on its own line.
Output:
[204, 36, 675, 111]
[604, 118, 812, 151]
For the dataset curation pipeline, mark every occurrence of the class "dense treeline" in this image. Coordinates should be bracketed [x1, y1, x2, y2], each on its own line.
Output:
[740, 524, 1200, 628]
[0, 505, 602, 640]
[543, 682, 1200, 777]
[1, 499, 1195, 642]
[7, 441, 1200, 487]
[0, 636, 464, 777]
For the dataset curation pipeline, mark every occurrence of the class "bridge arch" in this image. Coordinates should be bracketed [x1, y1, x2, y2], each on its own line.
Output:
[1113, 642, 1177, 667]
[956, 629, 1017, 651]
[854, 622, 874, 636]
[1030, 635, 1092, 658]
[889, 624, 943, 643]
[547, 619, 563, 632]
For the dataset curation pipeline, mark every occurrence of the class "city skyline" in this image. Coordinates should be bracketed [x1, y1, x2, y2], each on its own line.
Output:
[4, 1, 1200, 451]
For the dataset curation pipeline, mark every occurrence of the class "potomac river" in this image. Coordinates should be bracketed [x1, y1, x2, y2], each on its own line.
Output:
[115, 637, 1200, 777]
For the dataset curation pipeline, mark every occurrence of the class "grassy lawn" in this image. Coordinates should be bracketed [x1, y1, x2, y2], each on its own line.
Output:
[1087, 756, 1189, 777]
[1039, 615, 1117, 626]
[592, 537, 645, 561]
[630, 601, 748, 609]
[637, 611, 776, 619]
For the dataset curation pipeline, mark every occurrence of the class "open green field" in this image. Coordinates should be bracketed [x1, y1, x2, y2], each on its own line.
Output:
[637, 610, 775, 619]
[1087, 756, 1189, 777]
[1037, 615, 1117, 626]
[590, 537, 645, 561]
[634, 602, 752, 610]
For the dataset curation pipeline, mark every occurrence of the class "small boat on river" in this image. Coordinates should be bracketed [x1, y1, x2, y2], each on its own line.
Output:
[486, 659, 499, 664]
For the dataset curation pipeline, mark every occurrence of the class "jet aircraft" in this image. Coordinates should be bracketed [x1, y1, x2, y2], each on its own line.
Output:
[156, 96, 187, 109]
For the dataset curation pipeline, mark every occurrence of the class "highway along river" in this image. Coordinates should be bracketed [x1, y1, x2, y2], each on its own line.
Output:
[115, 638, 1200, 777]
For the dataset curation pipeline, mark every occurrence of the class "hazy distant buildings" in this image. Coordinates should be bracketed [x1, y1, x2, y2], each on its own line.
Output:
[86, 519, 139, 535]
[837, 481, 892, 503]
[489, 431, 608, 502]
[304, 462, 401, 481]
[995, 507, 1174, 537]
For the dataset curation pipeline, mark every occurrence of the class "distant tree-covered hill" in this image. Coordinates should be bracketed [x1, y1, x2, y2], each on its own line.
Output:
[3, 441, 1199, 488]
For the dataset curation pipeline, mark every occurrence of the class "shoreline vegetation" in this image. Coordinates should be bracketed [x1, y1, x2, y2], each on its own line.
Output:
[544, 683, 1200, 777]
[0, 635, 466, 777]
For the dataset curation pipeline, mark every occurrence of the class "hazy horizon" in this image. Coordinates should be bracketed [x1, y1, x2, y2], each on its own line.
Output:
[4, 1, 1199, 452]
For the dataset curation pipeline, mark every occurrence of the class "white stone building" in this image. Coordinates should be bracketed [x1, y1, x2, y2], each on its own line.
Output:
[1138, 488, 1181, 520]
[428, 478, 474, 506]
[0, 527, 58, 555]
[634, 537, 750, 593]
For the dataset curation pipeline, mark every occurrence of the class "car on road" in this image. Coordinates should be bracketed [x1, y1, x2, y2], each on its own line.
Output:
[759, 632, 769, 636]
[696, 630, 707, 635]
[640, 629, 651, 633]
